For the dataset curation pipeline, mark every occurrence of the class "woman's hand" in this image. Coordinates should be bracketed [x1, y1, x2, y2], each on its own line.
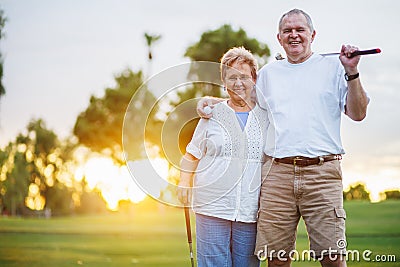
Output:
[177, 153, 199, 205]
[177, 179, 192, 205]
[197, 96, 224, 118]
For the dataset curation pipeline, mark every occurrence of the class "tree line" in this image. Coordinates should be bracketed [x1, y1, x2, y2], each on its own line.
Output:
[0, 7, 399, 216]
[0, 19, 272, 216]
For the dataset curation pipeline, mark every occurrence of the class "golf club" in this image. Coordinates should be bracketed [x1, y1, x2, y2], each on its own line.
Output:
[184, 206, 195, 267]
[275, 48, 381, 60]
[321, 48, 381, 57]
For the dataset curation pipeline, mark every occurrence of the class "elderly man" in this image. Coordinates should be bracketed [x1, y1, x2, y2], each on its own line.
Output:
[254, 8, 369, 267]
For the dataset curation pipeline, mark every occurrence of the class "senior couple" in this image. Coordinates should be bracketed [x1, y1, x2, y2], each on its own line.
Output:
[177, 8, 369, 267]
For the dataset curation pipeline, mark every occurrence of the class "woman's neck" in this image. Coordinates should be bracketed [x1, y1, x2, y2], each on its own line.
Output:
[227, 99, 254, 112]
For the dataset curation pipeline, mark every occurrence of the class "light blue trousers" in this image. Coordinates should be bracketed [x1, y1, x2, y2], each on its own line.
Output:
[195, 213, 260, 267]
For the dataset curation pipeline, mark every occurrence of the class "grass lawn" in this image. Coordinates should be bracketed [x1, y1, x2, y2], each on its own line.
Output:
[0, 200, 399, 267]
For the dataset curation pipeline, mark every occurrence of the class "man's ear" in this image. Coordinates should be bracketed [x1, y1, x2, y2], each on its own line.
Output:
[311, 30, 316, 43]
[277, 33, 283, 46]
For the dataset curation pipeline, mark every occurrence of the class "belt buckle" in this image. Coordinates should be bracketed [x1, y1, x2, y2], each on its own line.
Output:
[293, 157, 302, 166]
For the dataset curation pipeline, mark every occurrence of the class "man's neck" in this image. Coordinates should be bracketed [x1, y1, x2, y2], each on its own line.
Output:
[287, 51, 313, 64]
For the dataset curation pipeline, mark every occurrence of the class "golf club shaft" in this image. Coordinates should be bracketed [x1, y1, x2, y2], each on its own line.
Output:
[184, 207, 192, 242]
[189, 243, 195, 267]
[184, 207, 195, 267]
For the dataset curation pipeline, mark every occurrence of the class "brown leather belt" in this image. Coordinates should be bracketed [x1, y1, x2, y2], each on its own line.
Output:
[274, 155, 342, 167]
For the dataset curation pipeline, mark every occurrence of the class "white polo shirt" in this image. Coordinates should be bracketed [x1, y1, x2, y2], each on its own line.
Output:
[256, 53, 350, 158]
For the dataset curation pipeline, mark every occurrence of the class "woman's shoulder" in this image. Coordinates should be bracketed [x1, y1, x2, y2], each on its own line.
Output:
[211, 100, 230, 114]
[210, 100, 236, 122]
[213, 99, 228, 109]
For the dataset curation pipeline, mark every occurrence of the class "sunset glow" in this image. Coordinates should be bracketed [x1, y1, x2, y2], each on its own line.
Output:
[25, 183, 45, 210]
[75, 157, 147, 210]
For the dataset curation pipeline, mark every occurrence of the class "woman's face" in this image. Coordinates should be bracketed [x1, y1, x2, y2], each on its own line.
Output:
[224, 62, 255, 104]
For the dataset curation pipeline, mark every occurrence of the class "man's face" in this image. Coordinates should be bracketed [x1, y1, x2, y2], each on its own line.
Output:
[277, 13, 316, 64]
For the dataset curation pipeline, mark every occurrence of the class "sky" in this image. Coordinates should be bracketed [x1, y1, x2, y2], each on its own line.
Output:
[1, 0, 400, 200]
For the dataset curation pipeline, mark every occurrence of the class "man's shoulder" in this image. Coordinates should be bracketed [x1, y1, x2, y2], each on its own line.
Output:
[258, 60, 282, 77]
[313, 53, 342, 67]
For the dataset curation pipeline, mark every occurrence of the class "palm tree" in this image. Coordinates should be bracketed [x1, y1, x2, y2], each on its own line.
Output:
[144, 32, 161, 60]
[144, 32, 161, 76]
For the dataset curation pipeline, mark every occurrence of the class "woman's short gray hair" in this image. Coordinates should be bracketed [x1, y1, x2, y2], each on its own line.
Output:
[220, 46, 258, 82]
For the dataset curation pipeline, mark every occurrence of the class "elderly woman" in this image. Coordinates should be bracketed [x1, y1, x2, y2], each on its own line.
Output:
[177, 47, 268, 267]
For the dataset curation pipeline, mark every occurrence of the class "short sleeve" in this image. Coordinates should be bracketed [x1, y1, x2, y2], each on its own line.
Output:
[339, 73, 348, 113]
[255, 69, 269, 111]
[186, 118, 209, 159]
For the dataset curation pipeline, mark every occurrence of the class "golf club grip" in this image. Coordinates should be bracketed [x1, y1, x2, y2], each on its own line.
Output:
[184, 207, 192, 242]
[350, 48, 381, 57]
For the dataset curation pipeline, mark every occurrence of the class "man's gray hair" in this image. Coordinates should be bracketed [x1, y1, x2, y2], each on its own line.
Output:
[278, 8, 314, 32]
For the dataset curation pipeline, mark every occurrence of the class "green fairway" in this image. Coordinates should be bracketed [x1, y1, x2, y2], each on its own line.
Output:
[0, 201, 399, 267]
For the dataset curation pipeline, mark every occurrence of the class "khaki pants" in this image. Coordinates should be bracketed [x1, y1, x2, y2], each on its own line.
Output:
[255, 156, 346, 259]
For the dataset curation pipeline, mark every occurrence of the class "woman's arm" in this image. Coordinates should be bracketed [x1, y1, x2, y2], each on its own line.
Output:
[177, 152, 199, 205]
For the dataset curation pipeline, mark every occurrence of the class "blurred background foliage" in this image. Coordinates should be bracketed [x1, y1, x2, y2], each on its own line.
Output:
[0, 11, 398, 216]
